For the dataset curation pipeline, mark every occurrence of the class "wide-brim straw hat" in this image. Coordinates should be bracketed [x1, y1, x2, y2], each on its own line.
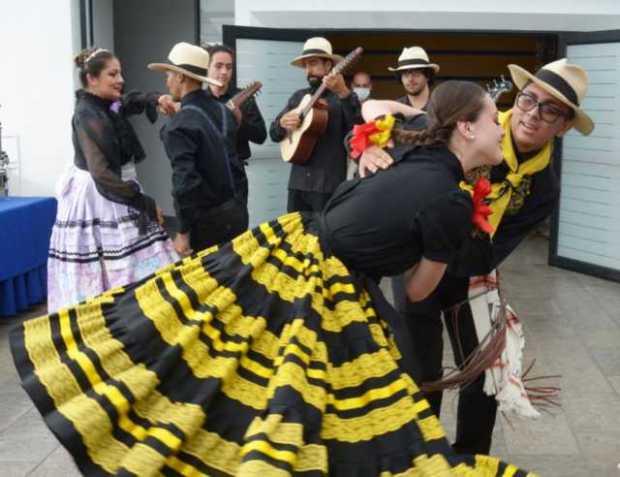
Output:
[508, 58, 593, 135]
[388, 46, 440, 73]
[291, 37, 343, 68]
[148, 42, 222, 86]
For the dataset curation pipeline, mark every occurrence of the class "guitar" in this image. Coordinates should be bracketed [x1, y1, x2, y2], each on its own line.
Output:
[486, 76, 513, 104]
[226, 81, 262, 112]
[280, 47, 363, 165]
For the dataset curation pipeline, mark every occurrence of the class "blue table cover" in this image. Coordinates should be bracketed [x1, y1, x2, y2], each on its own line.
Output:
[0, 197, 57, 316]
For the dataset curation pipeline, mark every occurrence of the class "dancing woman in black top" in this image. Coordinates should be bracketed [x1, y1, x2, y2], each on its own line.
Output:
[47, 47, 178, 313]
[12, 81, 537, 476]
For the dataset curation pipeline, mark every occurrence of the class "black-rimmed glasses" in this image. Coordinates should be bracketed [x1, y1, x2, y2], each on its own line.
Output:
[515, 92, 570, 124]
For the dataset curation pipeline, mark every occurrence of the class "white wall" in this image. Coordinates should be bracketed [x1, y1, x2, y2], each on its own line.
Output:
[0, 0, 78, 197]
[235, 0, 620, 31]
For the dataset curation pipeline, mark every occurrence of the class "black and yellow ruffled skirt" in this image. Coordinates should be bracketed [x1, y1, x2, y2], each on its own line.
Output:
[11, 212, 536, 476]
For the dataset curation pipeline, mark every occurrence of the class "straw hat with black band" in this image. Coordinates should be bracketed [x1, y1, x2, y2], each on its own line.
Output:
[148, 42, 222, 87]
[291, 37, 344, 68]
[388, 46, 440, 73]
[508, 58, 593, 135]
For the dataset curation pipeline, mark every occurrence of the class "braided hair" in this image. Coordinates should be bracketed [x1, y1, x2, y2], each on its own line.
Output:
[392, 80, 488, 147]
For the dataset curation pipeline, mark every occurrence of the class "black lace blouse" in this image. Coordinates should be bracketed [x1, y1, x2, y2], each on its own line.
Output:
[71, 90, 160, 227]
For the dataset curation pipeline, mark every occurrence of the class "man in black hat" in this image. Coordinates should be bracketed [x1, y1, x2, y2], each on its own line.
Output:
[270, 37, 361, 213]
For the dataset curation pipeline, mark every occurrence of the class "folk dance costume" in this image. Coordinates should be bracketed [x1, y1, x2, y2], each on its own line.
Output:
[393, 60, 594, 455]
[47, 90, 178, 314]
[12, 145, 536, 476]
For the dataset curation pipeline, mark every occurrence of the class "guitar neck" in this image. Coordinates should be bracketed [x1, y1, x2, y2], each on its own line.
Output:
[301, 85, 328, 117]
[229, 82, 262, 110]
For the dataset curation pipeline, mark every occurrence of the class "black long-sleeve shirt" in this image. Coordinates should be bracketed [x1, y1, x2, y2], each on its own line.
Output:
[387, 112, 560, 276]
[72, 90, 160, 224]
[270, 88, 361, 194]
[205, 85, 267, 161]
[160, 89, 236, 233]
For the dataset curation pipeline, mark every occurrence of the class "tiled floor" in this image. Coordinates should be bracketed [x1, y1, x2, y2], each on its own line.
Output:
[1, 235, 619, 476]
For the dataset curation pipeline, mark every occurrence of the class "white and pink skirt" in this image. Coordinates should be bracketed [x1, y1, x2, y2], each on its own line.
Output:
[47, 164, 179, 313]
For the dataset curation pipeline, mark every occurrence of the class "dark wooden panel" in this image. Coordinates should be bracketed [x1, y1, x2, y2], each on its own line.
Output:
[329, 32, 554, 102]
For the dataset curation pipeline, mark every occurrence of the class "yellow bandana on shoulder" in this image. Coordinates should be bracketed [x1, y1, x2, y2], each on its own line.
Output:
[487, 110, 553, 236]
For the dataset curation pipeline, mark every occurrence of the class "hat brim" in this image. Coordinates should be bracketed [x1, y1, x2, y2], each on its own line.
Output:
[147, 63, 222, 87]
[388, 63, 440, 73]
[290, 53, 344, 68]
[508, 63, 593, 136]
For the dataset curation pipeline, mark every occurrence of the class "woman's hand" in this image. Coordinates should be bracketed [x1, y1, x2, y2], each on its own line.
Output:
[174, 232, 193, 257]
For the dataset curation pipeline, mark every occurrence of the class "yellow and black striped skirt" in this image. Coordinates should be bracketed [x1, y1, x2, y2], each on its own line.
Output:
[11, 212, 537, 476]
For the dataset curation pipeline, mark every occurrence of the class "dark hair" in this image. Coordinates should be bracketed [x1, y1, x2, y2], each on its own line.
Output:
[393, 80, 488, 146]
[205, 44, 235, 64]
[397, 67, 435, 86]
[74, 47, 116, 87]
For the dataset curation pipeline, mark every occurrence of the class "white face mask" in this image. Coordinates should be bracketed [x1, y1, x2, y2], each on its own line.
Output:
[353, 87, 370, 102]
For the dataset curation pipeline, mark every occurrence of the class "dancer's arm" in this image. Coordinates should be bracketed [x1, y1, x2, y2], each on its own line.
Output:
[361, 100, 422, 121]
[405, 259, 447, 302]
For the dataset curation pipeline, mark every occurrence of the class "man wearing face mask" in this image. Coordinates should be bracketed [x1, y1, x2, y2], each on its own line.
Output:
[351, 71, 373, 103]
[389, 46, 439, 111]
[270, 37, 362, 213]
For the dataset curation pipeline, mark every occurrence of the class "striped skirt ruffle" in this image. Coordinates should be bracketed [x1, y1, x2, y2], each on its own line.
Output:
[47, 164, 178, 313]
[11, 212, 536, 476]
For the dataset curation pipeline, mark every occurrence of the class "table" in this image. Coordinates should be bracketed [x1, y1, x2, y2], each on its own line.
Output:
[0, 197, 57, 316]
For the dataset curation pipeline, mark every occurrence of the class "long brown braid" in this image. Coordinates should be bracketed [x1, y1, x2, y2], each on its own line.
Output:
[391, 80, 488, 147]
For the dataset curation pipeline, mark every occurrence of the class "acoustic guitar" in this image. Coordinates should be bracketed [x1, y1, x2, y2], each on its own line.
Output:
[280, 47, 363, 165]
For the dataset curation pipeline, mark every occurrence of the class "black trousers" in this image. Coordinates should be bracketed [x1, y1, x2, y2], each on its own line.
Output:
[392, 272, 498, 455]
[287, 189, 332, 213]
[189, 198, 249, 252]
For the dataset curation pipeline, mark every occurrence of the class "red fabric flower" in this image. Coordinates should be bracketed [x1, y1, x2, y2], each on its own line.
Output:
[471, 177, 494, 234]
[349, 122, 381, 159]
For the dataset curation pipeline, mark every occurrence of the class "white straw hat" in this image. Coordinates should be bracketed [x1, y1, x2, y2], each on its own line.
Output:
[291, 37, 343, 68]
[508, 58, 593, 135]
[148, 42, 221, 86]
[388, 46, 439, 73]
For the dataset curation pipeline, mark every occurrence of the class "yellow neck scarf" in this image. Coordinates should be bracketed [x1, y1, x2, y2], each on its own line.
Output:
[487, 110, 553, 235]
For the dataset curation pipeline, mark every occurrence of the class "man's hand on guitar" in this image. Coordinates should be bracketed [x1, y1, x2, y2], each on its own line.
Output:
[323, 74, 350, 99]
[280, 111, 301, 132]
[358, 145, 394, 178]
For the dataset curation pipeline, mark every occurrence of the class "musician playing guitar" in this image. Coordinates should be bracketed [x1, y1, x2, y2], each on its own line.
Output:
[205, 44, 267, 207]
[269, 37, 361, 213]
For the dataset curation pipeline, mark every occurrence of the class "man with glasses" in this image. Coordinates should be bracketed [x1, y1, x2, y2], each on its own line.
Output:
[389, 46, 439, 110]
[357, 58, 593, 455]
